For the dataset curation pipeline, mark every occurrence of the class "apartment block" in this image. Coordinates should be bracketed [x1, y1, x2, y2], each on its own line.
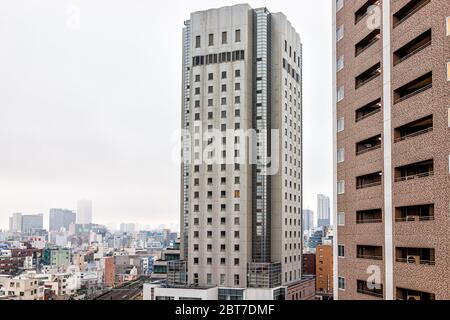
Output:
[333, 0, 450, 300]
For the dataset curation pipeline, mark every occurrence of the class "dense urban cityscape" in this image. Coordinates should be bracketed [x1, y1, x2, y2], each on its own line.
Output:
[0, 194, 332, 300]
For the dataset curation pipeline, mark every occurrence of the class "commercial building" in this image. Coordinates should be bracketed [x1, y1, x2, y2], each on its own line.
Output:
[76, 200, 92, 225]
[177, 3, 304, 299]
[317, 195, 331, 227]
[302, 209, 314, 232]
[333, 0, 450, 300]
[21, 214, 44, 235]
[49, 209, 76, 232]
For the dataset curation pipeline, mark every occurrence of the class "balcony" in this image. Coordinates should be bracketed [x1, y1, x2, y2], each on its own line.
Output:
[357, 209, 383, 224]
[395, 204, 435, 222]
[355, 98, 382, 122]
[393, 29, 431, 66]
[357, 245, 383, 261]
[395, 247, 435, 266]
[394, 115, 433, 143]
[356, 134, 382, 156]
[357, 280, 384, 298]
[355, 0, 380, 24]
[394, 72, 432, 104]
[396, 287, 435, 301]
[356, 172, 382, 190]
[355, 63, 381, 89]
[394, 159, 433, 182]
[355, 29, 381, 57]
[393, 0, 431, 28]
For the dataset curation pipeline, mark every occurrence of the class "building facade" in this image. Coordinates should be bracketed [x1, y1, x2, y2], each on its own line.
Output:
[21, 214, 44, 234]
[302, 209, 314, 232]
[179, 4, 303, 298]
[333, 0, 450, 300]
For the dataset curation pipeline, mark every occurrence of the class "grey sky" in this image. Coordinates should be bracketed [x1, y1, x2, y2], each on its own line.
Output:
[0, 0, 332, 230]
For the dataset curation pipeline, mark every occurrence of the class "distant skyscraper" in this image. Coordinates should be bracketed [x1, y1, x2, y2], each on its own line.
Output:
[10, 213, 22, 232]
[302, 209, 314, 233]
[77, 200, 92, 225]
[317, 194, 330, 227]
[120, 223, 136, 233]
[49, 209, 76, 232]
[21, 214, 44, 234]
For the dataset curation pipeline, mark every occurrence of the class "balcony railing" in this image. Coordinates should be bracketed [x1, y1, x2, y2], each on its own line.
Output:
[357, 254, 383, 261]
[393, 0, 430, 28]
[357, 218, 383, 224]
[356, 108, 381, 122]
[394, 41, 431, 66]
[395, 216, 435, 222]
[357, 288, 384, 298]
[356, 144, 382, 156]
[356, 181, 382, 190]
[394, 127, 433, 143]
[395, 83, 432, 104]
[395, 171, 434, 182]
[396, 258, 435, 266]
[356, 72, 381, 89]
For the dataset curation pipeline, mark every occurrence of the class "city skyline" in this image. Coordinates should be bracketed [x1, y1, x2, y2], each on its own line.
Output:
[0, 0, 332, 230]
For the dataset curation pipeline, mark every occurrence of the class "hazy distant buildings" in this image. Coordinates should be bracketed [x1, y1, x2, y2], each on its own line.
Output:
[302, 209, 314, 233]
[120, 223, 136, 234]
[49, 209, 76, 232]
[76, 200, 92, 225]
[21, 214, 44, 234]
[9, 213, 23, 233]
[317, 194, 330, 227]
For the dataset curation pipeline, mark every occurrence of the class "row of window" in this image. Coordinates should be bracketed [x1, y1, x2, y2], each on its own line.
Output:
[282, 58, 301, 83]
[192, 273, 241, 287]
[195, 30, 241, 48]
[193, 50, 245, 67]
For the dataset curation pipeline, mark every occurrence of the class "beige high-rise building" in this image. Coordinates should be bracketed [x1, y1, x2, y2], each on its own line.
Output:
[333, 0, 450, 300]
[176, 4, 305, 300]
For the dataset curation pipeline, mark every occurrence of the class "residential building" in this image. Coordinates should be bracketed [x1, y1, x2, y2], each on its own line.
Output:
[316, 244, 333, 296]
[333, 0, 450, 300]
[21, 214, 44, 235]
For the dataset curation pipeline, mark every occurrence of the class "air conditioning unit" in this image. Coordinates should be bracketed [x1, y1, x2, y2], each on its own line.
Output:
[407, 295, 421, 301]
[406, 216, 419, 222]
[407, 255, 420, 264]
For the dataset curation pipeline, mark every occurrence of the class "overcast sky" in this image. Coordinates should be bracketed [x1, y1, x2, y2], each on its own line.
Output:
[0, 0, 332, 230]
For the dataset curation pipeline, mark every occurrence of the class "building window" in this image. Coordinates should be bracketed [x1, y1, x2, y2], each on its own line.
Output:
[337, 180, 345, 195]
[235, 29, 241, 42]
[338, 212, 345, 226]
[338, 277, 345, 290]
[220, 274, 226, 286]
[337, 117, 345, 132]
[336, 0, 344, 11]
[337, 56, 344, 72]
[338, 245, 345, 257]
[209, 34, 214, 46]
[222, 71, 227, 79]
[336, 25, 344, 42]
[337, 148, 345, 163]
[195, 74, 200, 82]
[195, 36, 201, 48]
[337, 86, 345, 102]
[207, 274, 212, 285]
[448, 107, 450, 128]
[222, 32, 228, 44]
[235, 70, 241, 77]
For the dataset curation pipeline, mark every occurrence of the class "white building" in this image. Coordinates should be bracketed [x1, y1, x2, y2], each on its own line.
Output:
[76, 200, 92, 225]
